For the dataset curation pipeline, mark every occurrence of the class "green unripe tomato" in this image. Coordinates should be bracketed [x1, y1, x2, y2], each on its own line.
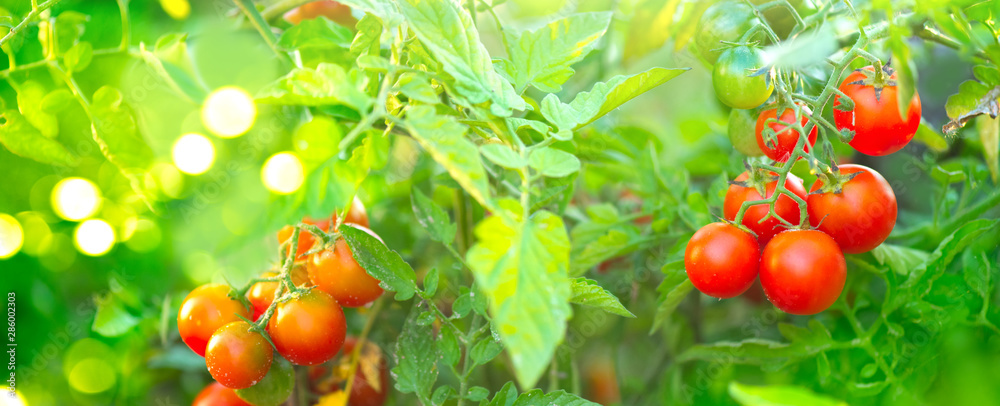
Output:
[712, 46, 773, 109]
[728, 109, 765, 157]
[694, 2, 759, 65]
[235, 356, 295, 406]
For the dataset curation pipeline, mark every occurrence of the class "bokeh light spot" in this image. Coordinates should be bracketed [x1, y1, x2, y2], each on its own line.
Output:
[51, 178, 101, 221]
[16, 212, 51, 257]
[0, 214, 24, 259]
[124, 218, 162, 253]
[74, 219, 116, 256]
[202, 87, 257, 138]
[152, 162, 185, 198]
[172, 133, 216, 175]
[261, 152, 305, 195]
[68, 358, 116, 394]
[158, 0, 191, 20]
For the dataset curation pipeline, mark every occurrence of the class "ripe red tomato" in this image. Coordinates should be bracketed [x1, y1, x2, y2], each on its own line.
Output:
[833, 66, 921, 156]
[193, 382, 252, 406]
[807, 164, 897, 254]
[247, 267, 312, 321]
[684, 222, 760, 298]
[278, 198, 370, 259]
[308, 225, 384, 307]
[755, 105, 818, 162]
[723, 171, 807, 246]
[584, 356, 620, 405]
[268, 290, 347, 366]
[283, 1, 357, 27]
[178, 284, 252, 357]
[759, 230, 846, 315]
[205, 321, 274, 389]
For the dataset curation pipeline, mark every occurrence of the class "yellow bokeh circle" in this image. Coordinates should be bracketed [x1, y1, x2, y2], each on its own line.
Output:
[51, 178, 102, 221]
[261, 152, 305, 195]
[202, 86, 257, 138]
[74, 219, 116, 256]
[0, 214, 24, 259]
[172, 133, 216, 175]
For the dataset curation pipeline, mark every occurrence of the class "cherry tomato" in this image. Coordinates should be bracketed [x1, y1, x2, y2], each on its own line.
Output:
[713, 46, 773, 109]
[723, 171, 807, 246]
[755, 105, 817, 162]
[283, 1, 357, 27]
[684, 222, 760, 298]
[193, 382, 252, 406]
[807, 164, 897, 254]
[308, 225, 384, 308]
[729, 109, 765, 157]
[833, 66, 921, 156]
[694, 2, 759, 64]
[206, 321, 273, 389]
[277, 197, 369, 259]
[178, 284, 252, 357]
[247, 267, 312, 321]
[268, 290, 347, 366]
[235, 356, 295, 406]
[759, 229, 846, 315]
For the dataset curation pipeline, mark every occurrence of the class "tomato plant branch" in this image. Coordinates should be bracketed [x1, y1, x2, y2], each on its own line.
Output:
[0, 0, 63, 48]
[342, 296, 386, 404]
[232, 0, 297, 68]
[116, 0, 131, 51]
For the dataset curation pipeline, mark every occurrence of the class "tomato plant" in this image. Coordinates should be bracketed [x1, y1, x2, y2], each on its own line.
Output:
[759, 229, 847, 315]
[834, 65, 922, 156]
[5, 0, 1000, 405]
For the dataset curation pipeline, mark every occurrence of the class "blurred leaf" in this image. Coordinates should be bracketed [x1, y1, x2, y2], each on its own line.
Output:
[64, 41, 93, 72]
[392, 308, 440, 402]
[351, 13, 383, 57]
[403, 106, 493, 209]
[486, 382, 601, 406]
[337, 0, 401, 26]
[943, 80, 999, 136]
[90, 86, 155, 175]
[257, 63, 373, 110]
[496, 12, 612, 93]
[541, 67, 688, 131]
[40, 89, 75, 114]
[411, 187, 457, 244]
[528, 147, 581, 178]
[568, 277, 634, 317]
[15, 80, 59, 138]
[466, 201, 572, 388]
[439, 326, 461, 366]
[729, 382, 846, 406]
[913, 120, 949, 152]
[650, 260, 693, 334]
[870, 244, 930, 275]
[572, 229, 630, 275]
[92, 296, 140, 337]
[341, 224, 419, 300]
[279, 17, 353, 50]
[396, 0, 526, 116]
[395, 72, 439, 103]
[139, 34, 207, 103]
[762, 25, 837, 69]
[481, 143, 526, 169]
[625, 0, 682, 61]
[0, 110, 77, 166]
[147, 345, 208, 371]
[678, 338, 810, 365]
[976, 115, 999, 182]
[897, 219, 1000, 303]
[40, 11, 87, 57]
[890, 28, 918, 119]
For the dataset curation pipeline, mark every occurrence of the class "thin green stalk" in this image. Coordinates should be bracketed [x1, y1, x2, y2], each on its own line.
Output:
[116, 0, 131, 51]
[0, 0, 63, 48]
[232, 0, 297, 68]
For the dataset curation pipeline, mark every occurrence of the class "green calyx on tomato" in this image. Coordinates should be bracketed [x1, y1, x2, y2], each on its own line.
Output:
[713, 45, 773, 109]
[808, 162, 863, 195]
[694, 1, 760, 65]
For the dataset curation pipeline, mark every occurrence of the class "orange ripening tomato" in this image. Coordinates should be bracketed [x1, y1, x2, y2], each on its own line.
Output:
[308, 224, 384, 308]
[283, 1, 357, 27]
[268, 290, 347, 366]
[177, 284, 252, 357]
[205, 321, 273, 389]
[193, 382, 252, 406]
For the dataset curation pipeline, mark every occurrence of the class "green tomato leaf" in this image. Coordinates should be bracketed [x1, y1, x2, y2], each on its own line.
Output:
[496, 12, 612, 93]
[40, 11, 87, 56]
[336, 0, 401, 26]
[40, 89, 75, 114]
[392, 308, 440, 402]
[650, 260, 694, 334]
[509, 388, 601, 406]
[943, 80, 999, 136]
[395, 72, 439, 104]
[466, 201, 573, 388]
[396, 0, 526, 116]
[403, 106, 493, 209]
[257, 63, 373, 111]
[869, 243, 930, 276]
[571, 229, 630, 275]
[92, 296, 140, 337]
[0, 110, 77, 166]
[470, 336, 504, 366]
[467, 386, 490, 401]
[541, 67, 688, 131]
[90, 86, 155, 176]
[913, 120, 949, 152]
[568, 277, 634, 318]
[351, 13, 383, 57]
[410, 187, 457, 244]
[64, 41, 93, 72]
[761, 25, 837, 69]
[15, 81, 60, 138]
[341, 224, 419, 301]
[138, 33, 208, 103]
[528, 147, 581, 178]
[279, 17, 354, 50]
[729, 382, 847, 406]
[481, 143, 526, 169]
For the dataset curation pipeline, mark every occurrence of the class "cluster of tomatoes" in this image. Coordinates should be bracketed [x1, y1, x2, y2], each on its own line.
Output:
[179, 198, 389, 405]
[686, 1, 921, 315]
